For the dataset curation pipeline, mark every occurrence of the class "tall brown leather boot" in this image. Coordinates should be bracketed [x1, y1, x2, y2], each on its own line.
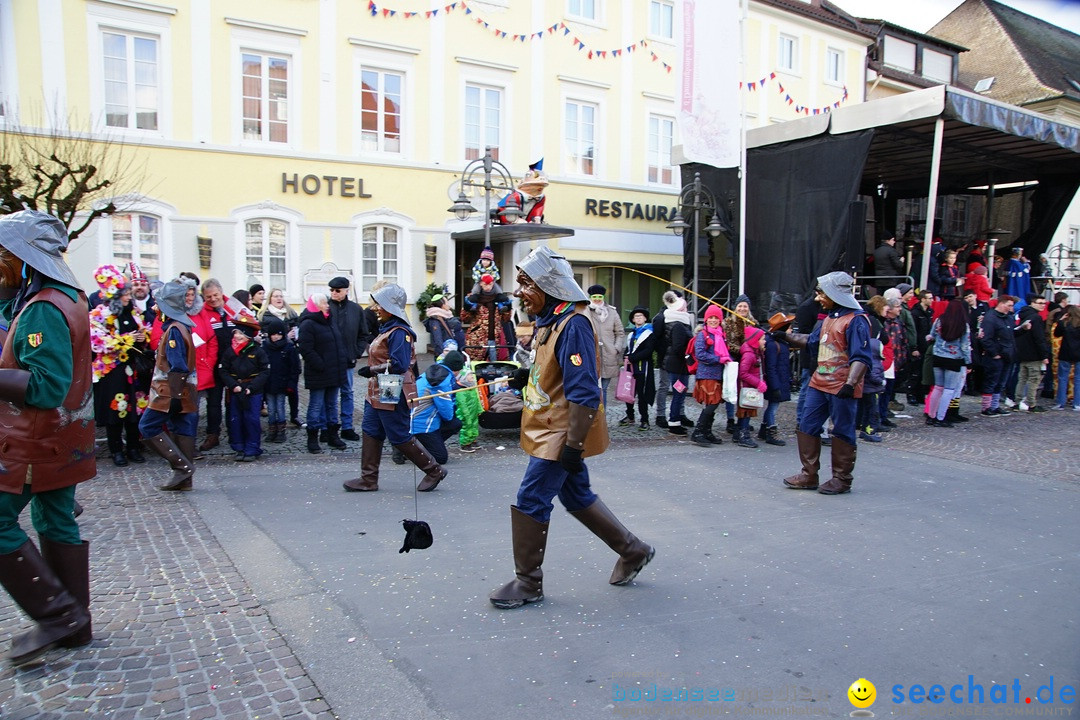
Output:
[489, 506, 548, 609]
[818, 436, 856, 495]
[144, 433, 194, 491]
[343, 433, 382, 491]
[395, 437, 447, 492]
[783, 430, 821, 489]
[569, 497, 655, 585]
[198, 432, 219, 452]
[0, 540, 90, 665]
[39, 537, 92, 648]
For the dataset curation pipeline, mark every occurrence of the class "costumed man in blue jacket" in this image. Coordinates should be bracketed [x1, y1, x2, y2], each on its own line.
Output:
[0, 210, 96, 664]
[344, 284, 446, 493]
[774, 271, 871, 495]
[490, 246, 654, 610]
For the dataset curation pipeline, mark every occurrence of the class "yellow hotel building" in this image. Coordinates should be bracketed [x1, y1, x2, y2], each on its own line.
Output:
[0, 0, 868, 319]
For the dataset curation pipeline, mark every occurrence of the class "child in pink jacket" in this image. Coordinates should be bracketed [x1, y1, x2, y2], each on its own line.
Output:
[736, 325, 768, 448]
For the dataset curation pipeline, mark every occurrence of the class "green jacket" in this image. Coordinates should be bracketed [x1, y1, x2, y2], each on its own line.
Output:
[0, 281, 77, 408]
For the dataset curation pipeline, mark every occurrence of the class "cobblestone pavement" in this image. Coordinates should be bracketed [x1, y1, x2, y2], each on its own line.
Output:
[1, 374, 1076, 719]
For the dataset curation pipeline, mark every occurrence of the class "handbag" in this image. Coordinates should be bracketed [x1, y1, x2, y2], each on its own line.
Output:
[614, 360, 637, 403]
[738, 386, 764, 410]
[721, 361, 739, 404]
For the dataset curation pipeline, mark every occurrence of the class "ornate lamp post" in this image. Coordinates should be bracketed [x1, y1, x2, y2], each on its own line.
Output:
[448, 148, 522, 360]
[667, 172, 726, 317]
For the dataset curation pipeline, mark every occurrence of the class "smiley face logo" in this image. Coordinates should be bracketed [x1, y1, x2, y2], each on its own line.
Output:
[848, 678, 876, 709]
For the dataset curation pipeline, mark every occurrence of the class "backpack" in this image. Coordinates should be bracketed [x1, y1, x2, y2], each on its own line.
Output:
[684, 331, 711, 373]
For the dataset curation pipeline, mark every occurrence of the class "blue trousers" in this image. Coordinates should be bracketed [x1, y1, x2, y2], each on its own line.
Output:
[668, 372, 689, 422]
[139, 406, 198, 438]
[795, 368, 812, 426]
[339, 370, 355, 430]
[361, 399, 413, 445]
[265, 392, 287, 425]
[0, 485, 79, 553]
[798, 386, 858, 447]
[227, 391, 264, 456]
[414, 417, 463, 465]
[517, 456, 599, 523]
[306, 387, 339, 431]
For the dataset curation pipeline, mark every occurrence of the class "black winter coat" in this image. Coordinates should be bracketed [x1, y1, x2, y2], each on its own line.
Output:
[980, 309, 1016, 362]
[1014, 305, 1050, 362]
[262, 337, 302, 394]
[664, 319, 693, 375]
[297, 309, 348, 389]
[625, 325, 656, 404]
[218, 339, 270, 395]
[329, 298, 368, 366]
[649, 310, 668, 366]
[1055, 319, 1080, 362]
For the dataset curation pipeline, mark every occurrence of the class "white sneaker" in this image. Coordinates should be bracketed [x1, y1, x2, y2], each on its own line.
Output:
[1074, 406, 1080, 412]
[1004, 398, 1016, 408]
[1019, 401, 1029, 411]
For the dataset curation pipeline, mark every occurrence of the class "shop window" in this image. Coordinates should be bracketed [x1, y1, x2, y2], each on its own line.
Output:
[103, 30, 159, 131]
[647, 114, 674, 185]
[465, 83, 501, 161]
[242, 51, 289, 143]
[650, 1, 674, 40]
[245, 219, 287, 291]
[361, 68, 402, 153]
[112, 213, 161, 280]
[361, 225, 399, 291]
[778, 34, 798, 73]
[565, 100, 597, 176]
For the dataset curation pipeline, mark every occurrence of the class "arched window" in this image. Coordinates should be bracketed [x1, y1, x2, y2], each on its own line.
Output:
[245, 218, 287, 291]
[361, 224, 398, 291]
[111, 212, 161, 279]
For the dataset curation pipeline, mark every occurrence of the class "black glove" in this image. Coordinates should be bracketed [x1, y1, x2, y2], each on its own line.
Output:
[169, 399, 182, 414]
[836, 384, 855, 399]
[770, 330, 790, 343]
[507, 367, 530, 391]
[559, 445, 584, 474]
[358, 366, 372, 378]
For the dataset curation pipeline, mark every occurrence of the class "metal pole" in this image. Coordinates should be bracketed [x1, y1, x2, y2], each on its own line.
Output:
[919, 117, 945, 292]
[692, 177, 700, 320]
[481, 149, 497, 361]
[737, 0, 748, 297]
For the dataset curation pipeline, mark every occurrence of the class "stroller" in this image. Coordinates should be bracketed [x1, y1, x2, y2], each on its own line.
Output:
[474, 360, 524, 430]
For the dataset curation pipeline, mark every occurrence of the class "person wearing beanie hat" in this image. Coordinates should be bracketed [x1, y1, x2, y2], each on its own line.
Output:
[649, 292, 681, 427]
[409, 360, 464, 465]
[0, 211, 95, 663]
[219, 318, 269, 461]
[585, 284, 625, 407]
[618, 306, 656, 431]
[488, 246, 653, 610]
[661, 290, 695, 433]
[248, 284, 266, 314]
[722, 295, 753, 435]
[774, 272, 872, 495]
[691, 303, 733, 446]
[463, 273, 513, 362]
[733, 325, 768, 448]
[259, 316, 301, 443]
[471, 246, 501, 287]
[344, 284, 447, 493]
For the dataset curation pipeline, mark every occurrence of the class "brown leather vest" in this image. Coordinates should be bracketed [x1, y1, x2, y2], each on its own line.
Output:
[366, 326, 418, 410]
[148, 320, 198, 413]
[520, 305, 610, 461]
[810, 312, 867, 398]
[0, 288, 96, 493]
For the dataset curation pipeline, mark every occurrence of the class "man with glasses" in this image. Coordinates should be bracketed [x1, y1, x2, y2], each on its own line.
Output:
[1015, 294, 1050, 412]
[585, 284, 624, 409]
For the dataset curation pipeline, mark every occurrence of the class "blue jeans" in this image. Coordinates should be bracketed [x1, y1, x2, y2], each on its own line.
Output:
[139, 406, 198, 438]
[339, 370, 355, 430]
[1057, 360, 1079, 408]
[668, 372, 689, 422]
[799, 386, 858, 447]
[982, 357, 1007, 400]
[856, 393, 880, 431]
[763, 399, 780, 427]
[600, 377, 611, 409]
[227, 391, 264, 456]
[517, 456, 598, 523]
[796, 368, 812, 426]
[265, 392, 287, 425]
[306, 387, 339, 431]
[414, 417, 463, 465]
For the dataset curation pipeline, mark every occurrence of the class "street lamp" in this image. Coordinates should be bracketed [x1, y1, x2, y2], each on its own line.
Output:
[667, 172, 726, 317]
[447, 147, 521, 360]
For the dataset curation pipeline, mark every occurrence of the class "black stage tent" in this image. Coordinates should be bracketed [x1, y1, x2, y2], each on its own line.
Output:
[683, 85, 1080, 314]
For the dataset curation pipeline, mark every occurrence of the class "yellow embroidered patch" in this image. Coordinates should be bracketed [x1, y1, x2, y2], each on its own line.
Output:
[27, 333, 43, 348]
[168, 340, 177, 348]
[570, 353, 582, 366]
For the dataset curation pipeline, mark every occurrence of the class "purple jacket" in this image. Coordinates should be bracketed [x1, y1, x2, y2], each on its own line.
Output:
[693, 327, 731, 380]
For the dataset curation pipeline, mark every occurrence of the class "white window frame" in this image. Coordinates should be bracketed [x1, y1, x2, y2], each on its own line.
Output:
[563, 96, 601, 178]
[825, 47, 843, 86]
[464, 83, 503, 163]
[239, 50, 291, 144]
[230, 28, 302, 148]
[359, 67, 405, 154]
[232, 203, 302, 300]
[568, 0, 600, 23]
[0, 0, 17, 123]
[243, 218, 289, 293]
[350, 208, 416, 303]
[458, 58, 515, 166]
[778, 34, 798, 74]
[645, 112, 676, 187]
[352, 43, 416, 159]
[96, 195, 177, 282]
[86, 2, 173, 138]
[648, 0, 674, 41]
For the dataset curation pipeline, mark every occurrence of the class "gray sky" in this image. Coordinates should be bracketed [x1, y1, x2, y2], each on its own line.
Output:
[833, 0, 1080, 34]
